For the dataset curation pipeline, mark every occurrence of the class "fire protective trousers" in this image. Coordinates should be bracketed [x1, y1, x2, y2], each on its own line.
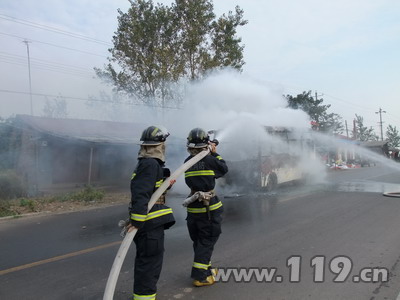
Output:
[187, 208, 223, 281]
[133, 226, 164, 299]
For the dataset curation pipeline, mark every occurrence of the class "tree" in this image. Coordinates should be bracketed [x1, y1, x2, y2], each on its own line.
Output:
[42, 96, 68, 118]
[86, 91, 136, 122]
[174, 1, 247, 79]
[352, 114, 378, 141]
[0, 118, 19, 170]
[386, 124, 400, 149]
[286, 91, 343, 134]
[96, 0, 247, 108]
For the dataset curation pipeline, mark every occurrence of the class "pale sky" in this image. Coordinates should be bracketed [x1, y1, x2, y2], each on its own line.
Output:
[0, 0, 399, 136]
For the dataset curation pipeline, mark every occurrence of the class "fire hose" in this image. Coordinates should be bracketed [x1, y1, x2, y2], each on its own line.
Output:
[103, 147, 211, 300]
[182, 191, 214, 219]
[383, 192, 400, 198]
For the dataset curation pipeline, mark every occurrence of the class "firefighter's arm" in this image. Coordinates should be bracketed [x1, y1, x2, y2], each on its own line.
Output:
[209, 142, 217, 153]
[129, 160, 158, 228]
[210, 152, 228, 178]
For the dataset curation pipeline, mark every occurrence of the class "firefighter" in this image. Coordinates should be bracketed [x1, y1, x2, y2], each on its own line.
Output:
[127, 125, 175, 300]
[184, 128, 228, 287]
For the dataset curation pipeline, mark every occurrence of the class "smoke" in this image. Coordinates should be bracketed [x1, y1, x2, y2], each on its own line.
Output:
[158, 69, 326, 194]
[14, 68, 400, 196]
[165, 69, 313, 161]
[164, 69, 310, 137]
[311, 131, 400, 172]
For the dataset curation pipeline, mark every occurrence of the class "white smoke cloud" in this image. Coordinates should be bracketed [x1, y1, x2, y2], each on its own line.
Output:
[165, 69, 310, 139]
[159, 69, 327, 193]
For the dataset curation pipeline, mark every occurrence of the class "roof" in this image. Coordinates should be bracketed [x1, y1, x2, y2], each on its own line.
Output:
[335, 134, 353, 140]
[16, 115, 144, 145]
[359, 140, 388, 147]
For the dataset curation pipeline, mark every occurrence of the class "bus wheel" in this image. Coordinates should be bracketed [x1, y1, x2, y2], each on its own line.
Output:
[266, 173, 277, 191]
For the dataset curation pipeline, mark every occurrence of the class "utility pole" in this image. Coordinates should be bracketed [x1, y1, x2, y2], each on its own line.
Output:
[314, 91, 324, 102]
[345, 120, 349, 138]
[375, 107, 386, 141]
[314, 91, 324, 129]
[23, 40, 33, 115]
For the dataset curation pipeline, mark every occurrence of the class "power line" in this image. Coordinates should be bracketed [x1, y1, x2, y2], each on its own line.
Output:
[0, 32, 108, 58]
[0, 58, 95, 79]
[266, 80, 400, 131]
[0, 14, 112, 46]
[0, 53, 95, 75]
[0, 89, 181, 110]
[264, 77, 381, 115]
[0, 51, 93, 72]
[323, 93, 376, 112]
[385, 112, 400, 123]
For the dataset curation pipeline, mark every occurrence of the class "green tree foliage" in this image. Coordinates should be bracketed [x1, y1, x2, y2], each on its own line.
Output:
[174, 1, 247, 78]
[96, 0, 247, 108]
[386, 124, 400, 149]
[352, 114, 378, 141]
[285, 91, 343, 134]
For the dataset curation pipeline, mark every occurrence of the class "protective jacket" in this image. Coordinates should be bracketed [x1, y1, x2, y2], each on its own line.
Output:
[184, 152, 228, 213]
[184, 151, 228, 281]
[129, 157, 175, 230]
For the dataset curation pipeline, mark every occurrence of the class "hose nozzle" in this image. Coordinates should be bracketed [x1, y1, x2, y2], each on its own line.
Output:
[211, 139, 219, 146]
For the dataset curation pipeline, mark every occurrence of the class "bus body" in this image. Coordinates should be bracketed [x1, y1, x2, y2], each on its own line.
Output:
[223, 127, 310, 191]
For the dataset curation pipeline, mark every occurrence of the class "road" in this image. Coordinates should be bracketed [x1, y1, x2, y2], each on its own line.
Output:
[1, 164, 400, 300]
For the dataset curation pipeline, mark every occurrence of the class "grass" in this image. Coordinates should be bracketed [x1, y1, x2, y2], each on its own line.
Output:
[0, 186, 106, 218]
[0, 201, 15, 217]
[69, 185, 105, 202]
[19, 198, 36, 211]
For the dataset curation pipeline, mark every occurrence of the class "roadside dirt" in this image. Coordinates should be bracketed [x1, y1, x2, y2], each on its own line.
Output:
[7, 192, 130, 217]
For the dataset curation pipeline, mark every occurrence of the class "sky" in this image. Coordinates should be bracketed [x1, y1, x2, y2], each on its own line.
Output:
[0, 0, 400, 137]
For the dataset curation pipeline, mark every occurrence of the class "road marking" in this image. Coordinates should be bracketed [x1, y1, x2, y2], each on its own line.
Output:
[0, 240, 121, 276]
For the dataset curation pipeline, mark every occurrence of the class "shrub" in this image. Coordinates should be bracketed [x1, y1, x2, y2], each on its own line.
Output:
[0, 170, 27, 200]
[42, 186, 105, 204]
[50, 194, 70, 203]
[70, 185, 105, 202]
[19, 198, 36, 211]
[0, 200, 15, 217]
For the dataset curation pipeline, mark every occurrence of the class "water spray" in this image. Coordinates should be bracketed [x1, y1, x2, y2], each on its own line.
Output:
[208, 130, 219, 146]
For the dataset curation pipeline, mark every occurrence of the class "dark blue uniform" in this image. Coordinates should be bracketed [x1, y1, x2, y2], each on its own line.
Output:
[130, 157, 175, 300]
[184, 152, 228, 281]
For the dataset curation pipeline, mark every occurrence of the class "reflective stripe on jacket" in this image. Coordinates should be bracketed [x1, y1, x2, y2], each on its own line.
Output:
[187, 201, 223, 213]
[130, 157, 174, 229]
[184, 152, 228, 213]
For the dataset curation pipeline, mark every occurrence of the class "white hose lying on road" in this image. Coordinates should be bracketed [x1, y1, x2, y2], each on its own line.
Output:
[103, 148, 210, 300]
[383, 192, 400, 198]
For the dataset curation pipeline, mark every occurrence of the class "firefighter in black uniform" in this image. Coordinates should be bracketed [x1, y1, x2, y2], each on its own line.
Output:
[184, 128, 228, 287]
[127, 125, 175, 300]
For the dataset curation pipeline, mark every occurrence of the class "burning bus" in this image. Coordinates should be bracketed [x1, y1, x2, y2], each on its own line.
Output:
[220, 126, 316, 191]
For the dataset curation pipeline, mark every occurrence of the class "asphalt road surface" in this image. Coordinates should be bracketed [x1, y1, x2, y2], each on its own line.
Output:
[2, 164, 400, 300]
